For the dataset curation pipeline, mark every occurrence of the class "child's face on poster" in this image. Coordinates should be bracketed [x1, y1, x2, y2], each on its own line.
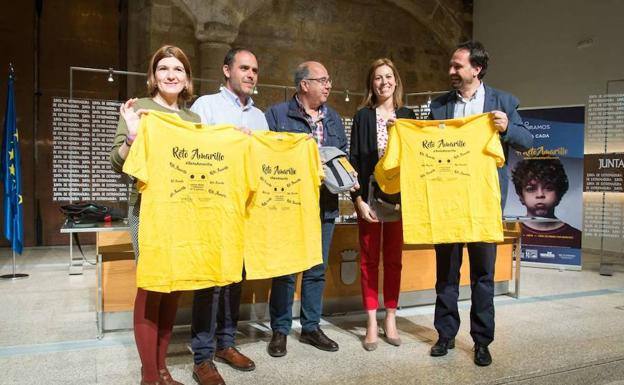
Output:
[520, 179, 558, 217]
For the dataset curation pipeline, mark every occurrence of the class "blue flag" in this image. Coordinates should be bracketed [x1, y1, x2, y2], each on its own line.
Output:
[1, 70, 23, 254]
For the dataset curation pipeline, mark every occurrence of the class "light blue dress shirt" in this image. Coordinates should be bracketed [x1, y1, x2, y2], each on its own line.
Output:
[453, 82, 485, 118]
[190, 87, 269, 131]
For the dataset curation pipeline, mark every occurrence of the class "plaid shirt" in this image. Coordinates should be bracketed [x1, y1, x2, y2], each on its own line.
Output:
[295, 95, 327, 146]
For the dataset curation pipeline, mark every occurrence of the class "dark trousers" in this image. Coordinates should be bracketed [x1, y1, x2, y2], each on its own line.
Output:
[191, 281, 242, 364]
[433, 242, 496, 346]
[269, 219, 335, 334]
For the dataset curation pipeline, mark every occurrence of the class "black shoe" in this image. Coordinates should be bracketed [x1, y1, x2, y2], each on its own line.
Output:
[300, 328, 339, 352]
[474, 344, 492, 366]
[268, 332, 287, 357]
[430, 337, 455, 357]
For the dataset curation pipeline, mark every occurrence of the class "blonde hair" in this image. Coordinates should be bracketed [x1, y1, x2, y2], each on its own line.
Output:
[146, 45, 194, 103]
[359, 58, 404, 109]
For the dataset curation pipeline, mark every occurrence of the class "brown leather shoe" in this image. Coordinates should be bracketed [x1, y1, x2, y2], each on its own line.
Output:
[159, 368, 183, 385]
[215, 346, 256, 371]
[192, 361, 225, 385]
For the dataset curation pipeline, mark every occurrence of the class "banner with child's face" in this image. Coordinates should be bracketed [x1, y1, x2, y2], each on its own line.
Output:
[503, 106, 584, 269]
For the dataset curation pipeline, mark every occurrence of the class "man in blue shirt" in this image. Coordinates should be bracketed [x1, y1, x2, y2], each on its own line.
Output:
[191, 49, 269, 130]
[190, 47, 267, 385]
[264, 61, 348, 358]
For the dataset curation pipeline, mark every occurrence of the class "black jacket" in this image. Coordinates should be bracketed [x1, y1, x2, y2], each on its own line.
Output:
[349, 106, 416, 202]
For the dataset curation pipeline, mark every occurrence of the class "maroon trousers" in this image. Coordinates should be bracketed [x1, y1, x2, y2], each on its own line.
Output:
[133, 288, 180, 382]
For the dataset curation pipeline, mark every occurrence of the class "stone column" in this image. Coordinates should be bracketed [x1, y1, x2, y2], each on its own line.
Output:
[170, 0, 271, 93]
[198, 41, 232, 94]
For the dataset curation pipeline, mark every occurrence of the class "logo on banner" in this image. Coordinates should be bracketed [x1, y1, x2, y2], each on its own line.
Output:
[558, 253, 576, 260]
[524, 249, 538, 260]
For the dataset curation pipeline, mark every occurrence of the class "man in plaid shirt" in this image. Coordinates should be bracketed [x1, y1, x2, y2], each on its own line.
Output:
[264, 61, 349, 357]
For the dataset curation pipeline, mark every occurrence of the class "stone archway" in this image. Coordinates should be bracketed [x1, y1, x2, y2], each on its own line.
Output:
[170, 0, 271, 88]
[162, 0, 471, 97]
[387, 0, 471, 54]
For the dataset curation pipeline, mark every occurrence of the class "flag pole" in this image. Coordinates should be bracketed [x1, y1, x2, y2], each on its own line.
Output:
[1, 63, 28, 280]
[1, 249, 28, 280]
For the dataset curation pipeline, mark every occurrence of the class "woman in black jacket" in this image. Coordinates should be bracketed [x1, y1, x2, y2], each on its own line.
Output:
[349, 58, 416, 351]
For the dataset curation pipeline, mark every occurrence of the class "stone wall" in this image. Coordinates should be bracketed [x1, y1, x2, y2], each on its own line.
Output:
[129, 0, 472, 116]
[232, 0, 470, 116]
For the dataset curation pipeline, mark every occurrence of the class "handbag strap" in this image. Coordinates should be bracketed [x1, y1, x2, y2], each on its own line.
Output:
[374, 197, 401, 211]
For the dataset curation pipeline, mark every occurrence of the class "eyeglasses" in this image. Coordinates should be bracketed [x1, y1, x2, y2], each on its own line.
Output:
[305, 77, 332, 86]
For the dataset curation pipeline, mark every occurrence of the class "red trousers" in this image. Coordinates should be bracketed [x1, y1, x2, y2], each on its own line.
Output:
[358, 219, 403, 310]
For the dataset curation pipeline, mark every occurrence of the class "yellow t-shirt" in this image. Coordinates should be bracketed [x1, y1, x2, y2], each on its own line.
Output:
[123, 110, 250, 292]
[375, 113, 505, 244]
[244, 132, 324, 279]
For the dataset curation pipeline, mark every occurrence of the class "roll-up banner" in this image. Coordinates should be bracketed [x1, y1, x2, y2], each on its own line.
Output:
[503, 106, 584, 270]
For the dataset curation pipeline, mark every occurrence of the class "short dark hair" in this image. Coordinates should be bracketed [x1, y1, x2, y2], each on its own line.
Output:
[456, 40, 489, 80]
[223, 47, 256, 67]
[511, 159, 569, 204]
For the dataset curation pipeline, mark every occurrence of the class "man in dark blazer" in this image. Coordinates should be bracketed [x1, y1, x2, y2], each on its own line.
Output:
[264, 61, 350, 357]
[428, 40, 533, 366]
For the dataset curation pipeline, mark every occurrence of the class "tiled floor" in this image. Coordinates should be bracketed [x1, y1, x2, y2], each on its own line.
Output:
[1, 246, 623, 384]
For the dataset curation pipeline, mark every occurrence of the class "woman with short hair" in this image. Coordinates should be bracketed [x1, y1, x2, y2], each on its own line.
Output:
[110, 45, 200, 385]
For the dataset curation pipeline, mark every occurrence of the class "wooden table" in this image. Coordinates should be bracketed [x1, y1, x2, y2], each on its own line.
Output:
[92, 221, 520, 338]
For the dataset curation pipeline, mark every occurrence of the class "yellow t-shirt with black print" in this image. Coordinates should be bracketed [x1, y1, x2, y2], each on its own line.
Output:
[375, 113, 505, 244]
[123, 110, 250, 292]
[244, 132, 324, 279]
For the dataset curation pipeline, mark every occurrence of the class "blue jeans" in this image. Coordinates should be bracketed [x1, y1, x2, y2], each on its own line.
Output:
[269, 219, 335, 334]
[190, 282, 242, 364]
